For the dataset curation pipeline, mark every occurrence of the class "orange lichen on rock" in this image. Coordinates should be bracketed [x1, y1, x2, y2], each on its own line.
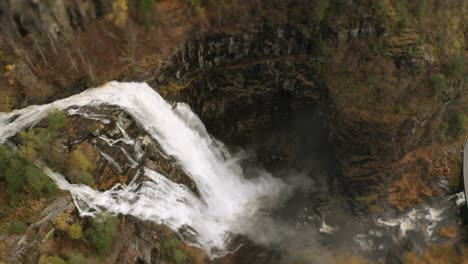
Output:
[330, 255, 373, 264]
[159, 81, 191, 97]
[387, 147, 436, 211]
[0, 241, 5, 263]
[439, 225, 457, 239]
[404, 245, 462, 264]
[179, 243, 206, 264]
[99, 174, 128, 190]
[433, 157, 450, 176]
[433, 146, 464, 189]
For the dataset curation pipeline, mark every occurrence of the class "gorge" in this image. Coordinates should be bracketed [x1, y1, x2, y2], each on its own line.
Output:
[0, 81, 465, 263]
[0, 1, 466, 263]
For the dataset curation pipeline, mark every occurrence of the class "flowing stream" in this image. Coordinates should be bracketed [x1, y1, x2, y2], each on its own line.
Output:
[0, 81, 465, 261]
[0, 81, 285, 256]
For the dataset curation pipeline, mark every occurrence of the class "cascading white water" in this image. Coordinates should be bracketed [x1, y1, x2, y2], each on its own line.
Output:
[3, 81, 463, 262]
[0, 81, 286, 256]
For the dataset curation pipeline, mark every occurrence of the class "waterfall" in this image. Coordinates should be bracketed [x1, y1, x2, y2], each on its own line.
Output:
[0, 81, 286, 256]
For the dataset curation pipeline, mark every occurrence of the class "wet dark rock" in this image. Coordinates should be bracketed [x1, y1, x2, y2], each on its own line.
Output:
[0, 0, 111, 41]
[65, 105, 198, 194]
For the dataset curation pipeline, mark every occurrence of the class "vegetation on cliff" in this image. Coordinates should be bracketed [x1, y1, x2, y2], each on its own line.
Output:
[0, 0, 465, 263]
[85, 215, 119, 255]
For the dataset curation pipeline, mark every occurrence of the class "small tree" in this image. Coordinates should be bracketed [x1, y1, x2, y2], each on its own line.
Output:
[85, 215, 119, 255]
[431, 73, 447, 97]
[67, 149, 93, 172]
[113, 0, 128, 28]
[68, 223, 83, 240]
[162, 237, 186, 264]
[5, 158, 27, 204]
[410, 0, 427, 19]
[55, 212, 70, 231]
[67, 253, 87, 264]
[0, 93, 12, 112]
[18, 110, 66, 162]
[0, 145, 15, 177]
[47, 109, 67, 132]
[313, 0, 330, 23]
[78, 171, 95, 187]
[18, 130, 38, 162]
[25, 165, 58, 197]
[137, 0, 156, 28]
[443, 55, 465, 79]
[38, 255, 67, 264]
[18, 142, 37, 163]
[9, 220, 27, 234]
[66, 144, 97, 187]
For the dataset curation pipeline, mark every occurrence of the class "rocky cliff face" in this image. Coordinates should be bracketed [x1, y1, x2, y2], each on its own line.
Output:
[143, 16, 462, 211]
[0, 0, 466, 263]
[145, 24, 322, 141]
[0, 0, 111, 41]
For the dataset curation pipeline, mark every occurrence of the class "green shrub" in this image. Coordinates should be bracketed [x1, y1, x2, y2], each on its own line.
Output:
[443, 55, 465, 79]
[66, 148, 96, 187]
[372, 0, 387, 21]
[47, 109, 66, 132]
[68, 149, 92, 172]
[393, 103, 404, 114]
[290, 0, 329, 27]
[44, 140, 67, 173]
[173, 249, 186, 264]
[312, 35, 324, 56]
[65, 143, 98, 187]
[0, 144, 16, 178]
[446, 112, 467, 140]
[25, 165, 58, 197]
[0, 110, 66, 204]
[136, 0, 156, 28]
[410, 0, 427, 19]
[392, 0, 414, 30]
[68, 223, 83, 240]
[185, 0, 206, 18]
[38, 255, 67, 264]
[0, 93, 12, 112]
[297, 24, 312, 38]
[18, 109, 66, 160]
[54, 212, 70, 231]
[85, 215, 119, 255]
[431, 73, 447, 97]
[18, 113, 68, 172]
[34, 128, 58, 153]
[440, 112, 467, 141]
[18, 140, 37, 162]
[112, 0, 128, 28]
[162, 237, 180, 252]
[67, 253, 87, 264]
[185, 0, 200, 8]
[78, 171, 95, 187]
[9, 220, 27, 234]
[439, 121, 449, 141]
[313, 0, 330, 23]
[162, 237, 186, 264]
[5, 158, 27, 204]
[19, 120, 61, 162]
[0, 144, 58, 204]
[1, 145, 27, 203]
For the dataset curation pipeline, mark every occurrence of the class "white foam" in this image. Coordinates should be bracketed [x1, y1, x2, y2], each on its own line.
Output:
[0, 82, 286, 256]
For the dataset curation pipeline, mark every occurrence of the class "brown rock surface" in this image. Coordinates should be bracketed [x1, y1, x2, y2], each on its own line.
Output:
[439, 225, 457, 239]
